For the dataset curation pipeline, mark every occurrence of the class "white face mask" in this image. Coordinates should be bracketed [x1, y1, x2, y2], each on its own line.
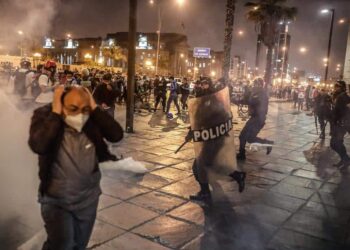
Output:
[64, 113, 89, 132]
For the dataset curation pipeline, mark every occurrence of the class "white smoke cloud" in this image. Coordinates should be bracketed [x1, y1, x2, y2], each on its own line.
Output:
[0, 0, 59, 53]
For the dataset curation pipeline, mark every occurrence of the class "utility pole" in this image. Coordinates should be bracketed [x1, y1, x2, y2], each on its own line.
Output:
[222, 0, 236, 83]
[126, 0, 137, 133]
[324, 9, 335, 82]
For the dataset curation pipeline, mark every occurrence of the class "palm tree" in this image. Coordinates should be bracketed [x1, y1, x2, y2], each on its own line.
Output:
[245, 0, 297, 88]
[223, 0, 236, 83]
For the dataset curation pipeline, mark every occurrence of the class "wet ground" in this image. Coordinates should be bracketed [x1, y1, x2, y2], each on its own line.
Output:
[5, 99, 350, 250]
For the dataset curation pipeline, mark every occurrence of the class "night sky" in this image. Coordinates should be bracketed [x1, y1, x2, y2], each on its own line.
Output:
[1, 0, 350, 77]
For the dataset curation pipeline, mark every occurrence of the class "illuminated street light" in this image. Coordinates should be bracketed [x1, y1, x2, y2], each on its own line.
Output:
[33, 52, 42, 58]
[149, 0, 154, 4]
[67, 33, 71, 38]
[339, 18, 346, 24]
[17, 30, 23, 35]
[91, 45, 94, 49]
[321, 9, 330, 14]
[84, 53, 93, 59]
[253, 6, 259, 10]
[211, 71, 216, 77]
[238, 30, 244, 36]
[299, 47, 307, 53]
[180, 53, 184, 58]
[177, 0, 185, 6]
[323, 58, 328, 63]
[282, 46, 287, 51]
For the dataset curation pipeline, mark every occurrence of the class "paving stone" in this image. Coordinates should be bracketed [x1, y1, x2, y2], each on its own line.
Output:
[152, 167, 193, 180]
[97, 232, 171, 250]
[132, 216, 202, 249]
[310, 191, 350, 209]
[267, 229, 343, 250]
[301, 201, 350, 226]
[168, 202, 205, 226]
[147, 156, 184, 166]
[160, 177, 199, 199]
[129, 191, 186, 213]
[281, 175, 322, 189]
[245, 175, 278, 189]
[258, 191, 305, 213]
[98, 194, 122, 211]
[271, 182, 315, 200]
[171, 161, 194, 172]
[293, 169, 323, 181]
[250, 169, 288, 182]
[141, 147, 174, 156]
[283, 212, 347, 242]
[127, 173, 174, 190]
[102, 182, 151, 200]
[88, 220, 125, 248]
[262, 163, 295, 174]
[98, 202, 159, 230]
[234, 204, 291, 227]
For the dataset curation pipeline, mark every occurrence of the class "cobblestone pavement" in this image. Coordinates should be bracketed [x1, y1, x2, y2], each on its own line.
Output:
[10, 100, 350, 250]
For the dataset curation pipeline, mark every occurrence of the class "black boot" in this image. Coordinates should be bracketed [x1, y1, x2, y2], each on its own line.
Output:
[190, 183, 211, 202]
[266, 140, 274, 155]
[229, 171, 246, 193]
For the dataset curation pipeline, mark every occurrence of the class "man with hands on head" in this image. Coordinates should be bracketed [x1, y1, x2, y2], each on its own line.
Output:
[28, 85, 123, 250]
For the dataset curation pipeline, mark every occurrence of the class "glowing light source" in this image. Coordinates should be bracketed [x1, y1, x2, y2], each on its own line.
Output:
[17, 30, 23, 35]
[180, 53, 184, 58]
[323, 58, 328, 63]
[84, 53, 93, 59]
[177, 0, 185, 6]
[238, 30, 244, 36]
[145, 60, 153, 66]
[321, 9, 330, 14]
[339, 18, 346, 24]
[33, 53, 42, 58]
[149, 0, 154, 4]
[211, 71, 216, 77]
[299, 47, 307, 53]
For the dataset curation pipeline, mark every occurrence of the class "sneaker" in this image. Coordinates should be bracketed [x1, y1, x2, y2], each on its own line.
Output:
[236, 153, 246, 161]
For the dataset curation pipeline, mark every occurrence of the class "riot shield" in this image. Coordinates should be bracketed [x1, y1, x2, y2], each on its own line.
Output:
[188, 87, 237, 183]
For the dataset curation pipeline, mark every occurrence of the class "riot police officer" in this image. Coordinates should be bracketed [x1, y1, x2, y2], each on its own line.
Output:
[330, 80, 350, 169]
[237, 78, 273, 160]
[154, 76, 167, 112]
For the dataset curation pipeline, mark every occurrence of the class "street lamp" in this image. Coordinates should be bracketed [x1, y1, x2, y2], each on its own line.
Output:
[299, 47, 307, 53]
[321, 8, 335, 82]
[150, 0, 185, 75]
[238, 30, 244, 36]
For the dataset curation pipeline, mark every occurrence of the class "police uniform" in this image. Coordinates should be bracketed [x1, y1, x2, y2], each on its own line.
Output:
[154, 77, 167, 112]
[330, 81, 350, 169]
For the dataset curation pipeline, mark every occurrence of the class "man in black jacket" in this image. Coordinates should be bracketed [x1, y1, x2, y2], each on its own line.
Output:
[237, 78, 273, 160]
[93, 73, 120, 118]
[28, 85, 123, 250]
[330, 80, 350, 169]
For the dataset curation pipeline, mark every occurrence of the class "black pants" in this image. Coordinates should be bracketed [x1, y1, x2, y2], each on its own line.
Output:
[181, 94, 189, 110]
[330, 124, 349, 161]
[154, 93, 167, 111]
[41, 200, 98, 250]
[239, 116, 270, 154]
[166, 94, 180, 114]
[192, 159, 208, 184]
[317, 114, 327, 136]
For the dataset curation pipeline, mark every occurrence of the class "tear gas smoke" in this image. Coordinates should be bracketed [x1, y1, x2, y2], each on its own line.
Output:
[0, 0, 59, 53]
[0, 83, 42, 248]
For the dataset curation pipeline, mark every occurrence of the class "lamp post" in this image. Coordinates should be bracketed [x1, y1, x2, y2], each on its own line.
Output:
[321, 8, 335, 82]
[150, 0, 185, 75]
[126, 0, 137, 133]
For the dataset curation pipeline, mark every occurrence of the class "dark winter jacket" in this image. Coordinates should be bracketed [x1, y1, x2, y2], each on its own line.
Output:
[28, 105, 123, 195]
